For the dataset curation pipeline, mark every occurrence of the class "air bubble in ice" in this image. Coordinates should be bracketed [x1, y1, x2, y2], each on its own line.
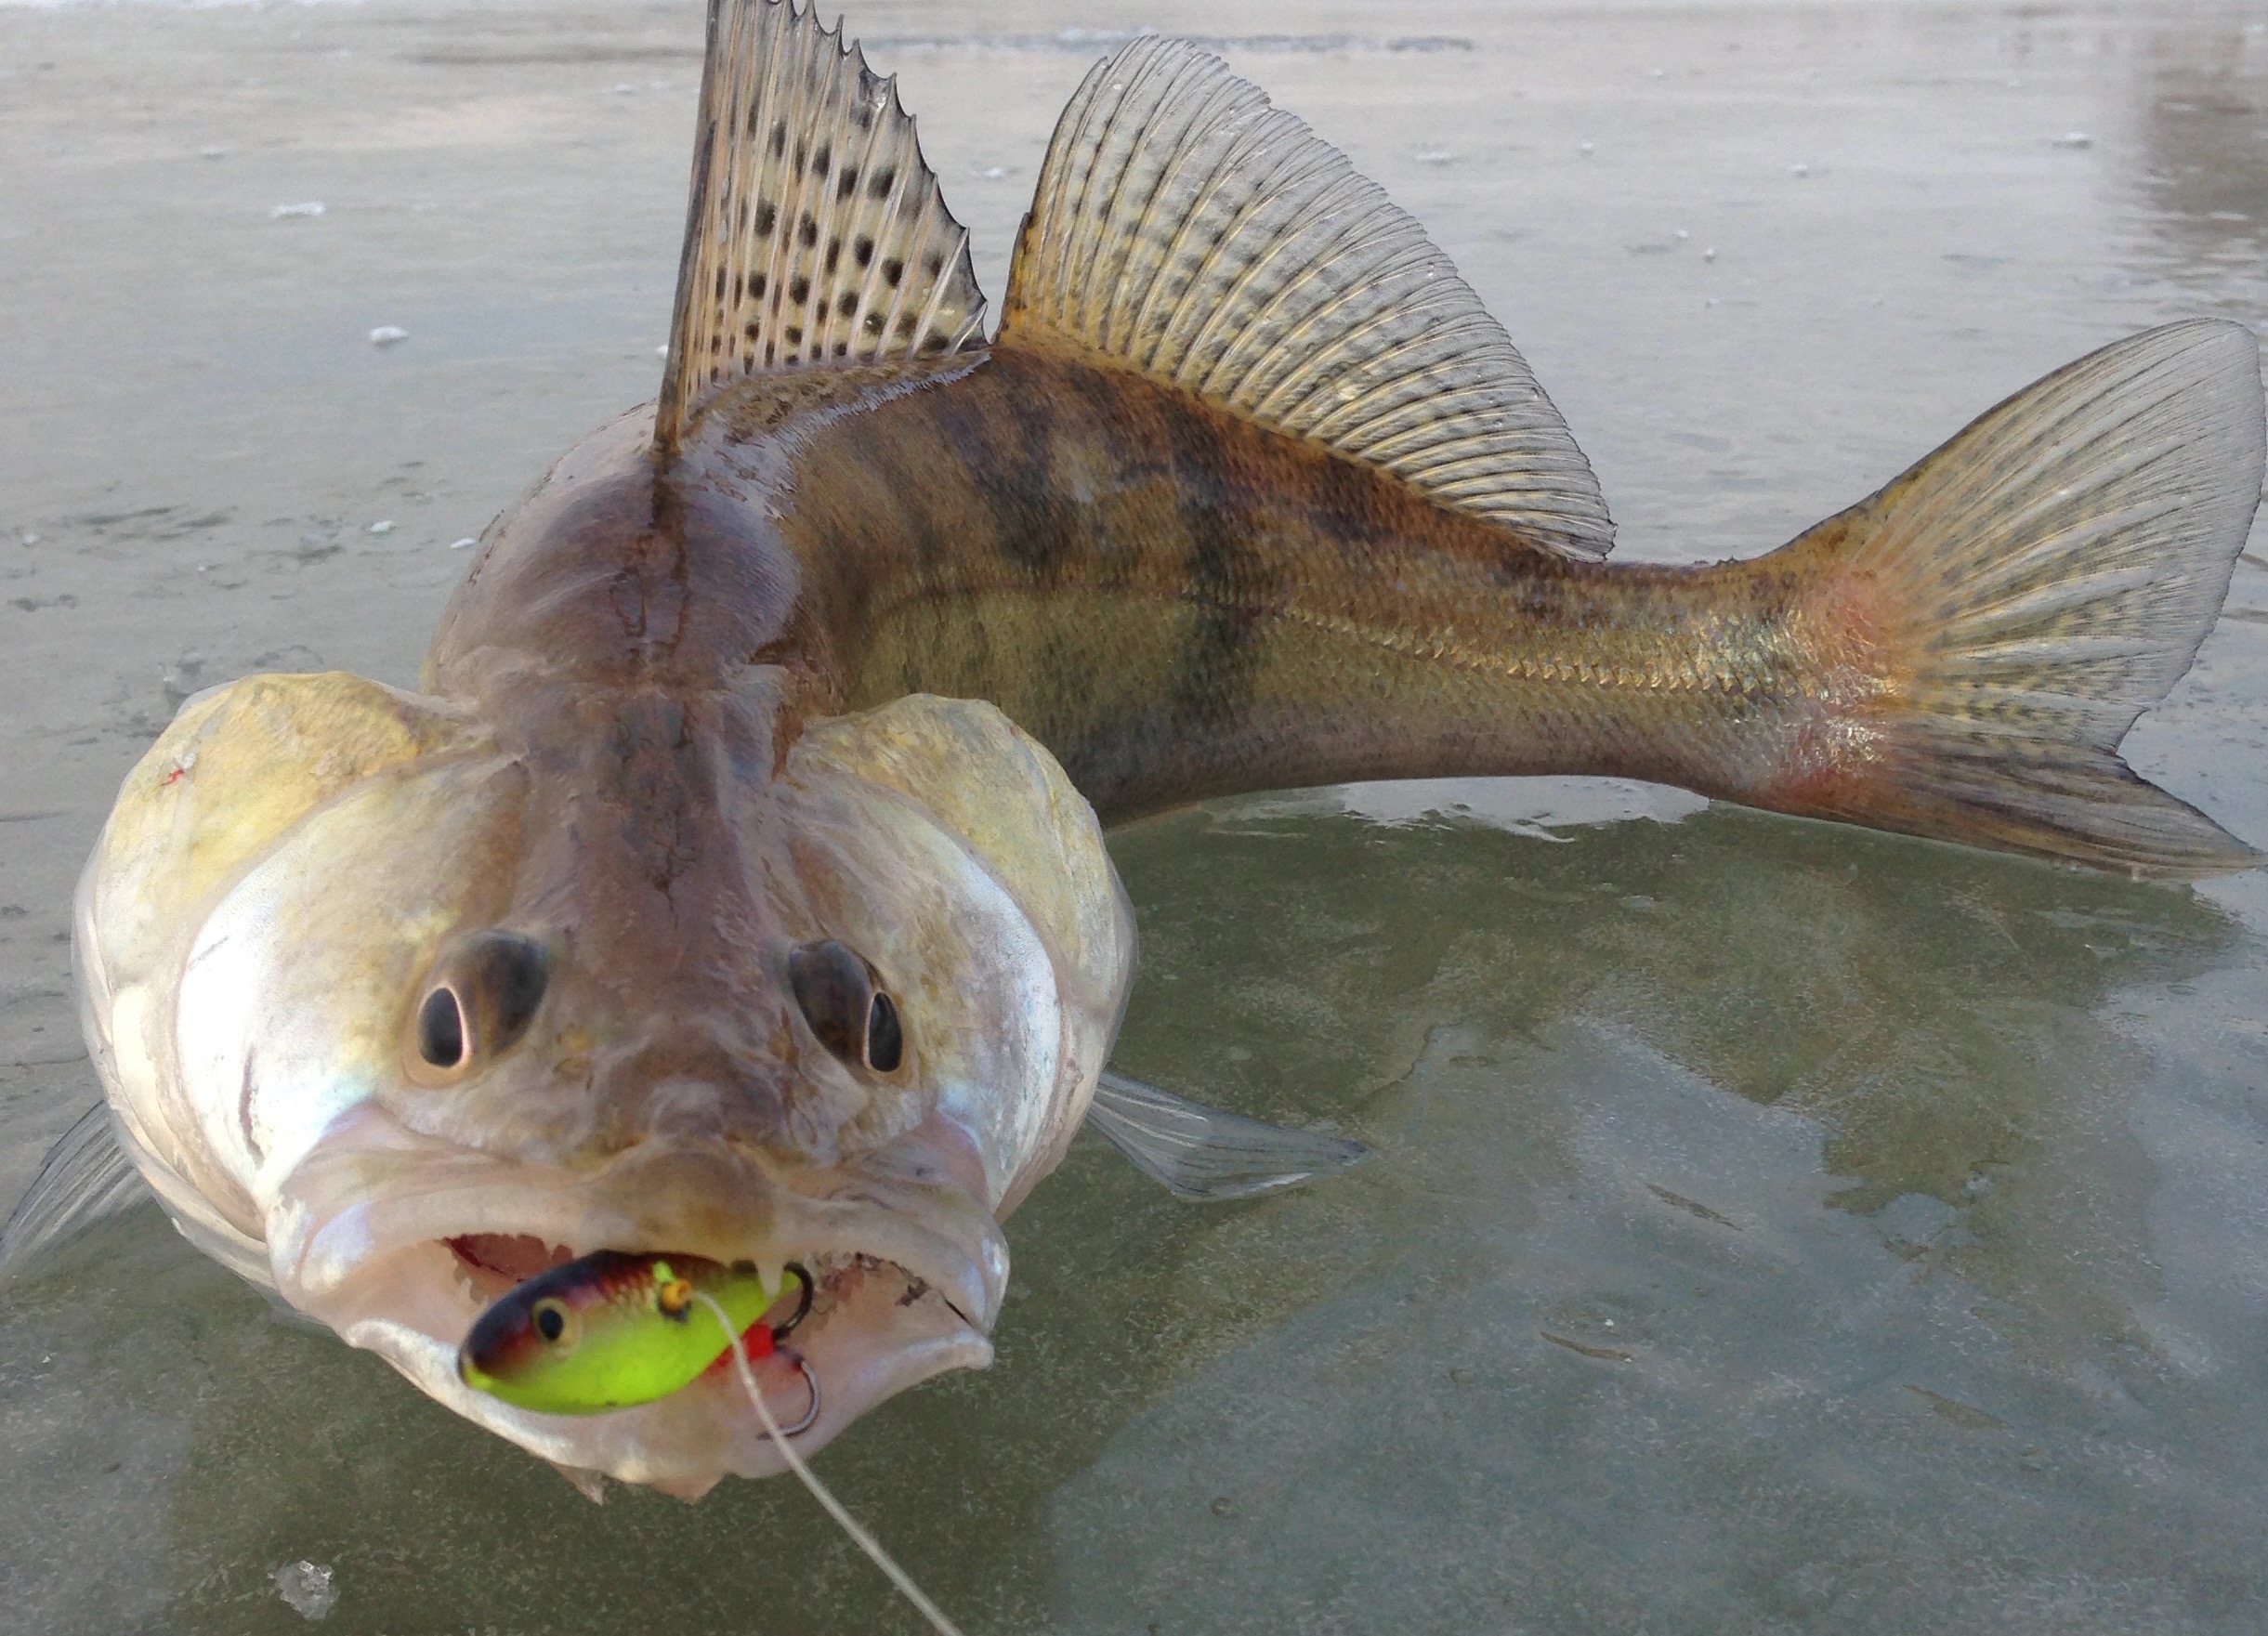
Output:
[450, 538, 478, 550]
[369, 326, 410, 347]
[369, 520, 395, 535]
[270, 202, 326, 219]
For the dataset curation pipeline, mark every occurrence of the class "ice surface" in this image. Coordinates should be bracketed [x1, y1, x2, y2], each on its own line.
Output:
[1, 1, 2264, 1631]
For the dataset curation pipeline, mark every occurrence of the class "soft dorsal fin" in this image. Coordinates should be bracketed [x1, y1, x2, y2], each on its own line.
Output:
[1000, 36, 1614, 559]
[655, 0, 989, 451]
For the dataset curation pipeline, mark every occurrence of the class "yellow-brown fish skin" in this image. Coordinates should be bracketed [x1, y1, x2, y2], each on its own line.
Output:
[796, 343, 1874, 824]
[441, 351, 1825, 807]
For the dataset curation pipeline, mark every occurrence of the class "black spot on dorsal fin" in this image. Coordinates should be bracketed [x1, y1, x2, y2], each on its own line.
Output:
[655, 0, 988, 453]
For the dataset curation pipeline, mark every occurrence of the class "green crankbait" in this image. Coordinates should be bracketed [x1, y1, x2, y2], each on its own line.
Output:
[457, 1250, 807, 1414]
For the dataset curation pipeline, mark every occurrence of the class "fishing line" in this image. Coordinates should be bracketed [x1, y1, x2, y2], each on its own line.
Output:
[691, 1291, 966, 1636]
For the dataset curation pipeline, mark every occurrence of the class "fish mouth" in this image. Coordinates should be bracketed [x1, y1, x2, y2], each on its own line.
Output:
[264, 1104, 1003, 1495]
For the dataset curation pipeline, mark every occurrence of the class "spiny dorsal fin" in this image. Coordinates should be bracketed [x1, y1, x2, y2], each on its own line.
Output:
[656, 0, 988, 452]
[1000, 35, 1614, 560]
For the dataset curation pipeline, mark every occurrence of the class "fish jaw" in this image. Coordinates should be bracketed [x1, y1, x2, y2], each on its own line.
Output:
[265, 1100, 1003, 1486]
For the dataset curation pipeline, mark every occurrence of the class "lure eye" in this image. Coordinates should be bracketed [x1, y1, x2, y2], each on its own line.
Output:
[789, 939, 908, 1076]
[531, 1297, 577, 1348]
[405, 931, 550, 1086]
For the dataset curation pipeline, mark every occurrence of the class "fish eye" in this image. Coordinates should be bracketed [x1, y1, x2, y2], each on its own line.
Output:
[417, 988, 466, 1068]
[405, 930, 551, 1085]
[789, 938, 907, 1076]
[865, 991, 902, 1073]
[531, 1297, 577, 1348]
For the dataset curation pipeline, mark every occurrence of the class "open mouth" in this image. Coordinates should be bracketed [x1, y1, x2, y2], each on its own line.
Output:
[441, 1234, 965, 1340]
[444, 1232, 972, 1435]
[264, 1105, 1005, 1494]
[446, 1232, 574, 1298]
[448, 1235, 968, 1443]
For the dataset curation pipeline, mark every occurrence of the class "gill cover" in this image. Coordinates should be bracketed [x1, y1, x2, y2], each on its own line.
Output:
[72, 672, 495, 1281]
[785, 693, 1135, 1211]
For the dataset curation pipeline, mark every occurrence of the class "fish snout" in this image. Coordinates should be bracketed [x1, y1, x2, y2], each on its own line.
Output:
[553, 1004, 941, 1172]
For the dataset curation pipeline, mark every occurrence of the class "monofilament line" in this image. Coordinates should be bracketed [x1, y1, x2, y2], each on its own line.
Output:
[692, 1292, 967, 1636]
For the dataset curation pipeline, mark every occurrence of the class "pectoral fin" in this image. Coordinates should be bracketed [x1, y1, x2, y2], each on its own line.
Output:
[1086, 1070, 1370, 1202]
[0, 1104, 150, 1280]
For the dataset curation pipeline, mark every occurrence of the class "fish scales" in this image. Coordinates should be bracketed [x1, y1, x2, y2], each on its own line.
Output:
[699, 345, 1851, 821]
[441, 345, 1839, 829]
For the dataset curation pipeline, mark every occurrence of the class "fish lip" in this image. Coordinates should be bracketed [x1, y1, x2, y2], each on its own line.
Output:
[263, 1103, 1005, 1485]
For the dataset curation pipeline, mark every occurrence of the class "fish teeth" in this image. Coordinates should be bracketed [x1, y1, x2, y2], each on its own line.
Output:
[755, 1259, 787, 1302]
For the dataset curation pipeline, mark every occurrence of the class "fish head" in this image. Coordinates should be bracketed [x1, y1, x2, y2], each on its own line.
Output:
[75, 669, 1134, 1494]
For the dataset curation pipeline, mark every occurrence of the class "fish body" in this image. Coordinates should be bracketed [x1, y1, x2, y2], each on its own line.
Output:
[471, 327, 2261, 871]
[32, 0, 2264, 1499]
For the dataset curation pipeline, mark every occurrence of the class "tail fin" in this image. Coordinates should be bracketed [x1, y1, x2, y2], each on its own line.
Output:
[1771, 319, 2265, 876]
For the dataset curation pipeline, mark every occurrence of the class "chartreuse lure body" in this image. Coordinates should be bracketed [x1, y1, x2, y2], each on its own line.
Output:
[457, 1250, 798, 1415]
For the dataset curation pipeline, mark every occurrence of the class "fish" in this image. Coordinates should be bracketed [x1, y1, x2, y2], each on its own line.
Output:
[3, 0, 2261, 1504]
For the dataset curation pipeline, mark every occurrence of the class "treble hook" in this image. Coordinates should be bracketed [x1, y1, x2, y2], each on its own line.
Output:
[756, 1348, 822, 1439]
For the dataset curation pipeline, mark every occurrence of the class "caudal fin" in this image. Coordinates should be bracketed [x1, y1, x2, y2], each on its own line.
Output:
[1770, 320, 2265, 876]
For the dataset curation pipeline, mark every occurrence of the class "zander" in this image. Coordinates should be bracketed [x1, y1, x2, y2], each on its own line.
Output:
[7, 0, 2262, 1499]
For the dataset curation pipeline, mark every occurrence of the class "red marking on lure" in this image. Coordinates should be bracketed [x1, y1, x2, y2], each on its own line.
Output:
[701, 1318, 774, 1378]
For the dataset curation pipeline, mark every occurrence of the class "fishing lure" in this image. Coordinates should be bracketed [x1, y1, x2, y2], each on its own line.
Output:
[457, 1250, 810, 1415]
[466, 1260, 963, 1629]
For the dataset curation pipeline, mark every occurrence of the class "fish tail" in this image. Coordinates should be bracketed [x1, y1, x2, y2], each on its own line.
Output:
[1753, 319, 2265, 876]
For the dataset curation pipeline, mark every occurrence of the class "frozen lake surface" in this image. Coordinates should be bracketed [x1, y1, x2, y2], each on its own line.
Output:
[3, 1, 2266, 1630]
